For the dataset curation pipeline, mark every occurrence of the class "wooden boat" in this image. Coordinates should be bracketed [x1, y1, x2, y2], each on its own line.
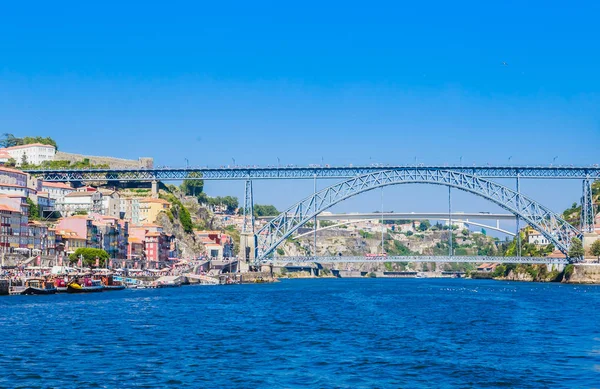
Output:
[21, 278, 57, 295]
[67, 278, 104, 293]
[55, 278, 68, 293]
[100, 275, 126, 291]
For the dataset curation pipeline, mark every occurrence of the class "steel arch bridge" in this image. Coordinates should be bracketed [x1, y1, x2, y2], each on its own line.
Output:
[254, 169, 582, 263]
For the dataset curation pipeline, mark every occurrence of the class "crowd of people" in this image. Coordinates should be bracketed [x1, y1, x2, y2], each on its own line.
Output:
[1, 257, 242, 285]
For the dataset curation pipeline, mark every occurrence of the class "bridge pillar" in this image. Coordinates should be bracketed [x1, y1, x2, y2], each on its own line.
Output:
[242, 179, 254, 234]
[240, 233, 255, 271]
[151, 180, 159, 198]
[581, 178, 595, 233]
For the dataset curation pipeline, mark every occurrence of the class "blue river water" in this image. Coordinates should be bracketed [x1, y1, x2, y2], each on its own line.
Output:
[1, 278, 600, 388]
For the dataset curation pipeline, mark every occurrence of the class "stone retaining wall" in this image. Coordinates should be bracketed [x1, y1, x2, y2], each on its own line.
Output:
[55, 151, 153, 169]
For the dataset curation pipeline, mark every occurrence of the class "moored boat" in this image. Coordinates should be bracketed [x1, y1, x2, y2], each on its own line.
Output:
[55, 278, 68, 293]
[21, 278, 57, 295]
[67, 278, 104, 293]
[100, 275, 126, 291]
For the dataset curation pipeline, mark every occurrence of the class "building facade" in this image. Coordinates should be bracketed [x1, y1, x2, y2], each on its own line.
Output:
[1, 143, 56, 166]
[139, 198, 170, 223]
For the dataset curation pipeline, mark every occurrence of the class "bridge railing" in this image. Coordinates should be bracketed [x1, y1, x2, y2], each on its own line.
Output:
[25, 165, 600, 181]
[263, 256, 570, 265]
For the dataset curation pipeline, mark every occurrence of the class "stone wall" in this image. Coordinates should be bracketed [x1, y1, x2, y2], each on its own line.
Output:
[55, 151, 153, 169]
[566, 264, 600, 284]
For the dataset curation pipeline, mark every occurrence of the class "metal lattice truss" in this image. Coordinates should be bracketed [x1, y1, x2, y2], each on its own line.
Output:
[255, 169, 581, 262]
[270, 256, 569, 265]
[242, 180, 255, 234]
[26, 165, 600, 182]
[580, 179, 595, 233]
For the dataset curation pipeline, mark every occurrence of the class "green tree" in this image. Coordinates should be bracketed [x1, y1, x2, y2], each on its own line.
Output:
[253, 204, 279, 217]
[161, 193, 194, 233]
[418, 220, 431, 231]
[221, 196, 238, 214]
[319, 220, 335, 228]
[21, 136, 58, 150]
[69, 248, 109, 267]
[26, 198, 39, 220]
[0, 133, 22, 148]
[5, 158, 16, 167]
[178, 203, 193, 233]
[181, 175, 204, 196]
[196, 192, 209, 205]
[590, 240, 600, 260]
[568, 237, 585, 259]
[224, 225, 240, 256]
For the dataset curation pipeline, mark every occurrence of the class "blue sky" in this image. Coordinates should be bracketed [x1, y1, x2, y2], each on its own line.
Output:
[1, 0, 599, 223]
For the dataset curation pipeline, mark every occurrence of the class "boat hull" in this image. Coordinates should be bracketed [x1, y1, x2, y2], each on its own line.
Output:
[67, 285, 104, 293]
[154, 283, 181, 288]
[21, 287, 57, 295]
[103, 285, 126, 291]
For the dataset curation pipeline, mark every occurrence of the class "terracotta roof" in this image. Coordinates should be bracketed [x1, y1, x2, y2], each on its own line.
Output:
[56, 229, 86, 240]
[0, 204, 20, 213]
[140, 198, 170, 204]
[3, 143, 56, 151]
[0, 166, 28, 175]
[547, 250, 567, 259]
[65, 191, 97, 198]
[0, 182, 28, 189]
[128, 237, 143, 243]
[145, 232, 161, 237]
[0, 151, 10, 158]
[42, 182, 74, 190]
[7, 195, 27, 200]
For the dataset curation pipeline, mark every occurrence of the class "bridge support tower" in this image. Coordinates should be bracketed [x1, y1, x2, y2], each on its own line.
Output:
[151, 180, 159, 198]
[581, 177, 595, 233]
[240, 179, 255, 272]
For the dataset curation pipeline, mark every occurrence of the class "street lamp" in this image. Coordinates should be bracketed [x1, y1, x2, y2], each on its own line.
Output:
[552, 156, 558, 165]
[277, 157, 280, 167]
[184, 158, 189, 168]
[232, 157, 236, 166]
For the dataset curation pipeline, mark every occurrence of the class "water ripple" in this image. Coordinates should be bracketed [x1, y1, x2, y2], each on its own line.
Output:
[1, 279, 600, 388]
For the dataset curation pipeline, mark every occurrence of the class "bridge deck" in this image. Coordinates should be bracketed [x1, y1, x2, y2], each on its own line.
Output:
[265, 256, 569, 265]
[25, 165, 600, 181]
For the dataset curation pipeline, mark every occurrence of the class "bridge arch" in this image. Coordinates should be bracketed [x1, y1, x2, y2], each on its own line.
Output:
[254, 169, 581, 261]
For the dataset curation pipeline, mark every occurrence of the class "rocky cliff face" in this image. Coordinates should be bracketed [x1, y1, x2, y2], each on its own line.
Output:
[154, 191, 211, 259]
[156, 212, 205, 259]
[498, 264, 562, 283]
